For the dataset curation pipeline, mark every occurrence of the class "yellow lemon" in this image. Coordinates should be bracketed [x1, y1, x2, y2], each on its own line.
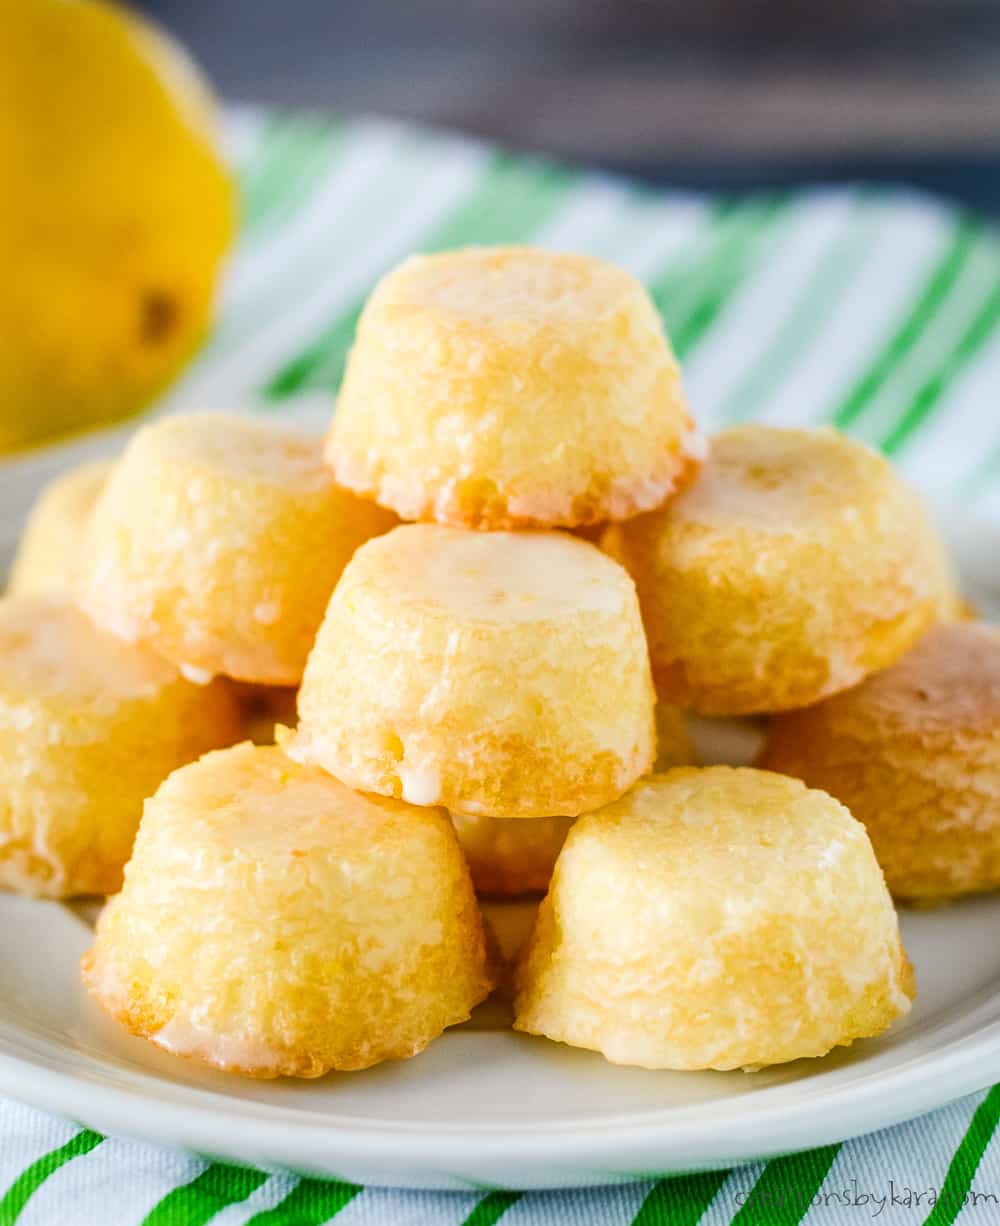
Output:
[0, 0, 236, 452]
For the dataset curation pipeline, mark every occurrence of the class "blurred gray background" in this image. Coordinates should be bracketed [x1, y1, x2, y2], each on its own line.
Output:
[139, 0, 1000, 210]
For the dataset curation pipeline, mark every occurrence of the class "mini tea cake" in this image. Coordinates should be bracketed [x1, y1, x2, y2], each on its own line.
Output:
[615, 426, 941, 714]
[762, 622, 1000, 903]
[285, 525, 656, 818]
[514, 767, 913, 1069]
[7, 459, 113, 595]
[84, 743, 495, 1077]
[327, 247, 702, 529]
[78, 412, 397, 684]
[0, 596, 240, 896]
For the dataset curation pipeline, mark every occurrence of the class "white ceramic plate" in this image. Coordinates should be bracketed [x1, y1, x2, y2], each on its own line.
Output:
[2, 435, 1000, 1191]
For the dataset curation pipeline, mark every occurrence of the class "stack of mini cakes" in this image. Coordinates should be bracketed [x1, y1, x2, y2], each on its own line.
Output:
[5, 243, 992, 1080]
[289, 247, 702, 894]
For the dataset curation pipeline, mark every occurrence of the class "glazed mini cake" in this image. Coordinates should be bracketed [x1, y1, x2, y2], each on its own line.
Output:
[514, 767, 913, 1070]
[762, 622, 1000, 904]
[614, 426, 941, 714]
[84, 743, 496, 1077]
[284, 525, 656, 818]
[78, 412, 397, 685]
[0, 596, 240, 897]
[450, 701, 693, 896]
[7, 459, 113, 595]
[326, 247, 702, 529]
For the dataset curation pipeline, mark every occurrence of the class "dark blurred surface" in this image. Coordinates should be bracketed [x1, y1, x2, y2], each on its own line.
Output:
[139, 0, 1000, 211]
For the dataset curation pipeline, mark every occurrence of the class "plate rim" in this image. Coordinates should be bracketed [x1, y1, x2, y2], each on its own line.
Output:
[2, 1007, 1000, 1188]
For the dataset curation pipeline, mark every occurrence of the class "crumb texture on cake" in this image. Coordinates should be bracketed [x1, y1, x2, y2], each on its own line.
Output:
[514, 766, 913, 1069]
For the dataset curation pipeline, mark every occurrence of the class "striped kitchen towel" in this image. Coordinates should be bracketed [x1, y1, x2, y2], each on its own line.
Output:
[1, 107, 1000, 1224]
[4, 1091, 1000, 1224]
